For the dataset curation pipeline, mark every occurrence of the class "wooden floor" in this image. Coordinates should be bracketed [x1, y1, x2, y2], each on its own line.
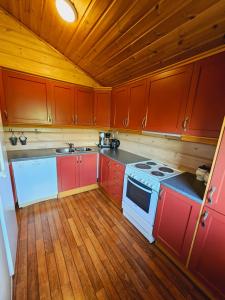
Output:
[13, 189, 208, 300]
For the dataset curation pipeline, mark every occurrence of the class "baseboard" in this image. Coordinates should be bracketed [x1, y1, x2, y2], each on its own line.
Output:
[58, 183, 99, 198]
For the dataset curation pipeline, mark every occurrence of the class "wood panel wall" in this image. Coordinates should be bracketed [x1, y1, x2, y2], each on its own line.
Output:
[117, 132, 216, 173]
[0, 8, 101, 87]
[4, 127, 99, 151]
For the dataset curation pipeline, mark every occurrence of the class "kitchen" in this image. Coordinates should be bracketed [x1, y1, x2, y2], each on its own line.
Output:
[0, 1, 225, 300]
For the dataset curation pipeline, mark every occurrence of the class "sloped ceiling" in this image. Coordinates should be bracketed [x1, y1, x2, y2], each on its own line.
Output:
[0, 0, 225, 86]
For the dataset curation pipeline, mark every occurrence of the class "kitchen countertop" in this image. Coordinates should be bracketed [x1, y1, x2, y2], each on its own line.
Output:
[99, 148, 148, 165]
[162, 172, 206, 204]
[7, 147, 148, 165]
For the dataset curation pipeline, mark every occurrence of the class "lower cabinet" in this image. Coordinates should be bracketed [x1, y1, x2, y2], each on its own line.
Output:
[57, 153, 97, 192]
[189, 207, 225, 299]
[99, 154, 125, 208]
[153, 186, 200, 263]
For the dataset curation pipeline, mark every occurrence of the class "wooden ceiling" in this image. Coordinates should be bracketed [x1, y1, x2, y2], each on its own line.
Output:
[0, 0, 225, 86]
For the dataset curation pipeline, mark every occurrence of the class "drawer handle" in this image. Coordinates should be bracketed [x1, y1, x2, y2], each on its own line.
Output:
[182, 117, 189, 131]
[207, 186, 216, 204]
[200, 211, 209, 227]
[4, 110, 8, 120]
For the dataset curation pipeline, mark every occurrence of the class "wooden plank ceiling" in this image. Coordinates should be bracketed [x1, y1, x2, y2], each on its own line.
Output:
[0, 0, 225, 86]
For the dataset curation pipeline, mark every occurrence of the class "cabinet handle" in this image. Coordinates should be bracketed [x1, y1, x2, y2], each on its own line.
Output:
[48, 115, 52, 123]
[80, 156, 82, 163]
[126, 118, 129, 127]
[141, 117, 146, 128]
[122, 119, 126, 128]
[207, 186, 216, 204]
[93, 117, 96, 125]
[159, 189, 164, 200]
[200, 211, 209, 227]
[75, 114, 78, 124]
[4, 110, 8, 120]
[182, 117, 189, 131]
[76, 156, 79, 163]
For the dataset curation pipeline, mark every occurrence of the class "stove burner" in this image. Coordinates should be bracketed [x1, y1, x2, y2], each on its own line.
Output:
[151, 171, 165, 177]
[135, 163, 151, 169]
[146, 161, 157, 166]
[159, 167, 174, 173]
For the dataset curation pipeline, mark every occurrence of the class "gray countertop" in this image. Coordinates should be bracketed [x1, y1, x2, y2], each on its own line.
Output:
[99, 148, 148, 165]
[7, 147, 148, 165]
[161, 172, 206, 204]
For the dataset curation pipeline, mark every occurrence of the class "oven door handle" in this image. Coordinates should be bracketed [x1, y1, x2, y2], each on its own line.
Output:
[127, 177, 152, 194]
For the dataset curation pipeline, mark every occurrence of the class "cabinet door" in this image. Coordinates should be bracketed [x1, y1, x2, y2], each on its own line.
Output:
[109, 161, 125, 207]
[185, 52, 225, 138]
[57, 156, 79, 192]
[79, 154, 97, 187]
[112, 86, 129, 129]
[51, 81, 74, 125]
[99, 154, 110, 190]
[153, 186, 200, 263]
[94, 91, 111, 127]
[145, 65, 193, 133]
[3, 70, 51, 124]
[189, 208, 225, 299]
[205, 127, 225, 215]
[75, 87, 94, 125]
[128, 79, 148, 130]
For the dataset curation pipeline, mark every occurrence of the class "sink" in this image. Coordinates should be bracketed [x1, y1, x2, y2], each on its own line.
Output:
[56, 148, 75, 154]
[75, 147, 92, 152]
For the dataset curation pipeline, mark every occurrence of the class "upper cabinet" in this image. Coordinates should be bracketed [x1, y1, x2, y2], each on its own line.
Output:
[128, 79, 148, 130]
[2, 70, 51, 125]
[112, 86, 129, 129]
[145, 65, 193, 134]
[185, 52, 225, 138]
[75, 86, 94, 126]
[50, 81, 74, 126]
[94, 90, 111, 128]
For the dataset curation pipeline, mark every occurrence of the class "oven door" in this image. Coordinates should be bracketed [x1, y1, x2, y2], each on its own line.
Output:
[126, 176, 152, 213]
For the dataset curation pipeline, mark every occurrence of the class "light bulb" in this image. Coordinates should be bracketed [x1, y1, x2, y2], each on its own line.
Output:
[55, 0, 77, 23]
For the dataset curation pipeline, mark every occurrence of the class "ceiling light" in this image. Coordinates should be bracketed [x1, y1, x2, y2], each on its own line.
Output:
[55, 0, 77, 23]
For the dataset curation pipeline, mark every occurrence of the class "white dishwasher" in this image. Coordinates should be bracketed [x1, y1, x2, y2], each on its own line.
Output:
[12, 157, 58, 207]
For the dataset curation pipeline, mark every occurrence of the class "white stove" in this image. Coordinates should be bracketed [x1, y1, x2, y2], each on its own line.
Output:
[122, 159, 181, 243]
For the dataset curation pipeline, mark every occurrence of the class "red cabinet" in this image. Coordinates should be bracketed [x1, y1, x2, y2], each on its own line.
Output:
[2, 70, 51, 125]
[99, 154, 125, 208]
[57, 156, 79, 192]
[112, 86, 129, 129]
[205, 127, 225, 215]
[128, 79, 148, 130]
[145, 65, 193, 134]
[94, 90, 111, 127]
[75, 87, 94, 126]
[79, 153, 97, 187]
[50, 81, 74, 125]
[153, 186, 200, 263]
[189, 207, 225, 299]
[185, 52, 225, 138]
[57, 153, 97, 192]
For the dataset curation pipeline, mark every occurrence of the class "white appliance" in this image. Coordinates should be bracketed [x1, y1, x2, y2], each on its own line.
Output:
[12, 158, 58, 207]
[122, 160, 180, 243]
[0, 113, 18, 300]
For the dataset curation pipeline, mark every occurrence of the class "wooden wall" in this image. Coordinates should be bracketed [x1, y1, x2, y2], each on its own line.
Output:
[0, 8, 101, 87]
[117, 132, 216, 173]
[4, 127, 99, 151]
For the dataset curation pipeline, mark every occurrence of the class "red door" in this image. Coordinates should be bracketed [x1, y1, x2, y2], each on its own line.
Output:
[112, 86, 129, 129]
[99, 154, 110, 190]
[57, 156, 79, 192]
[185, 52, 225, 138]
[189, 208, 225, 299]
[51, 81, 74, 125]
[79, 154, 97, 187]
[128, 79, 148, 130]
[75, 87, 94, 125]
[153, 186, 200, 263]
[94, 90, 111, 127]
[145, 65, 193, 133]
[205, 126, 225, 215]
[2, 70, 51, 124]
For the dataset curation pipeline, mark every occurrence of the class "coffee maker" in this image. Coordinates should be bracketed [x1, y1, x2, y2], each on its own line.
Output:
[98, 132, 111, 148]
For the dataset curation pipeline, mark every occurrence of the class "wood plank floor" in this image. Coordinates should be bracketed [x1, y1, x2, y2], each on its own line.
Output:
[13, 189, 208, 300]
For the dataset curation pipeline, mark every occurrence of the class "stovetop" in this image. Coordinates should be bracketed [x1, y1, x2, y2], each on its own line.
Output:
[126, 159, 181, 181]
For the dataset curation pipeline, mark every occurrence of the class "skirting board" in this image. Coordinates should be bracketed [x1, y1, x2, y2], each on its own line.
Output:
[58, 183, 99, 198]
